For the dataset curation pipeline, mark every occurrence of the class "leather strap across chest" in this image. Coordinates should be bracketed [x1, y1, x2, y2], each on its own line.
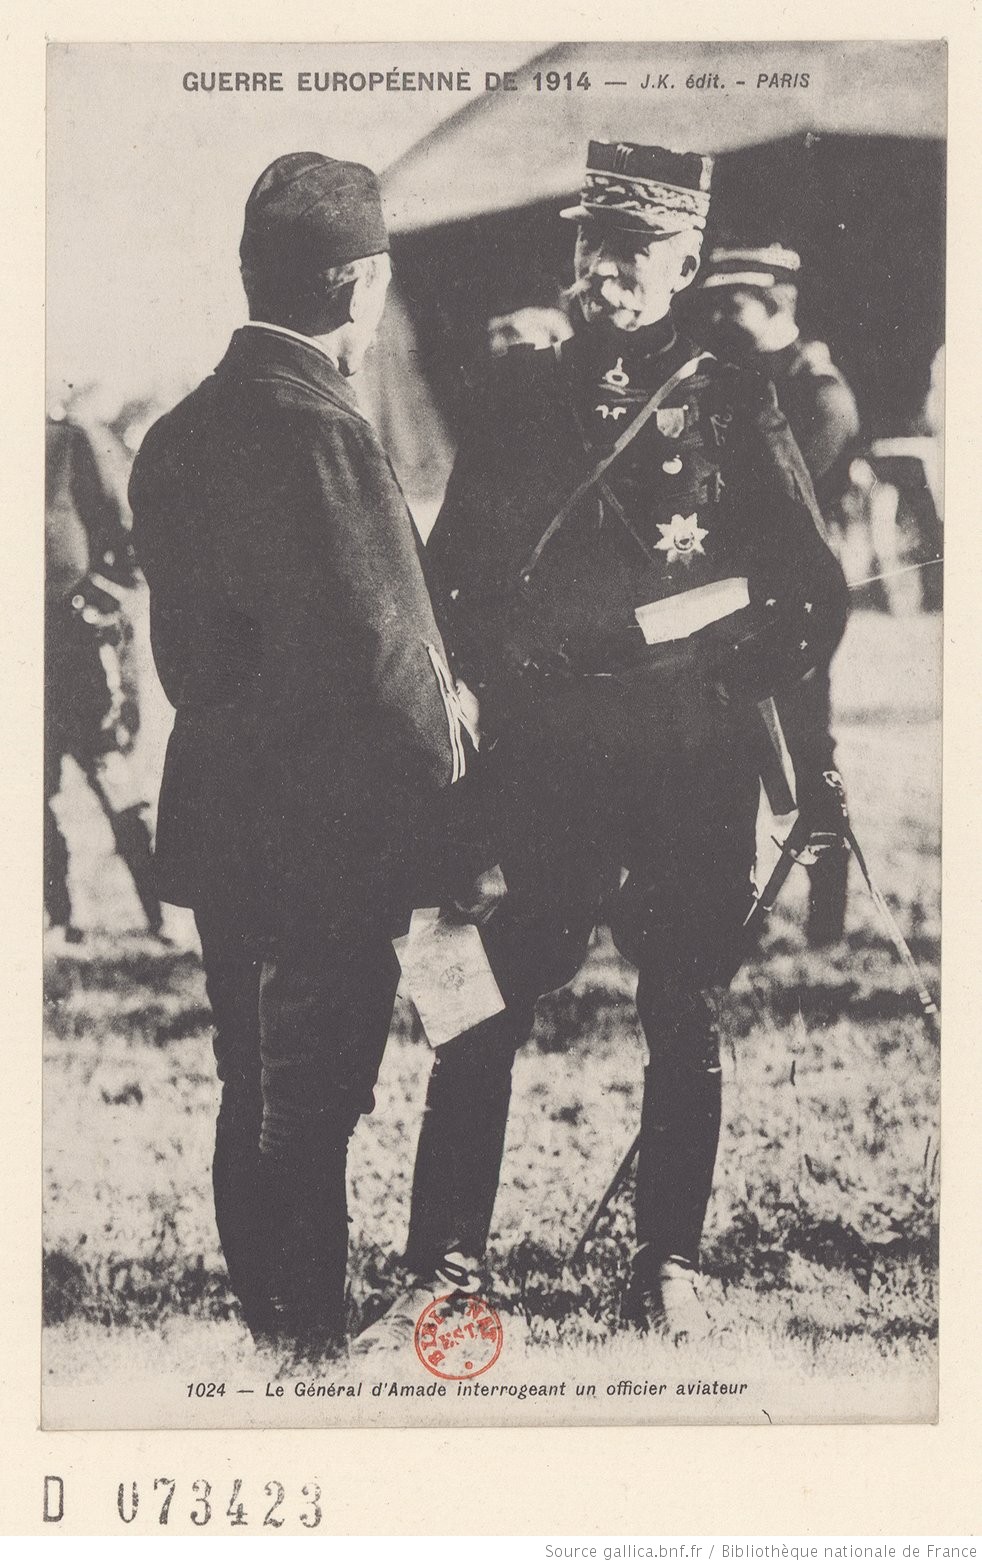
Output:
[516, 351, 715, 588]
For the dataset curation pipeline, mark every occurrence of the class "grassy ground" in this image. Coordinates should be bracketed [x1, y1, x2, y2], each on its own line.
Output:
[41, 609, 941, 1427]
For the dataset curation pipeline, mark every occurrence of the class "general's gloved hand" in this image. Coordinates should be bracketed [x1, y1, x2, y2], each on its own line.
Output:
[709, 599, 818, 706]
[709, 624, 784, 706]
[444, 863, 508, 926]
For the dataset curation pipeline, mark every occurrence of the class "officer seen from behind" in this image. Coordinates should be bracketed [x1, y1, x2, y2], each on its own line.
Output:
[131, 153, 472, 1354]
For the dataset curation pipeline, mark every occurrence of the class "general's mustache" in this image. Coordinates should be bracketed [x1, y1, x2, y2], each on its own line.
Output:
[564, 275, 640, 307]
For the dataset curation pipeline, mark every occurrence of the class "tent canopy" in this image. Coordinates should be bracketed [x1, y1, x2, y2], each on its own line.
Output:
[384, 129, 944, 453]
[381, 41, 946, 233]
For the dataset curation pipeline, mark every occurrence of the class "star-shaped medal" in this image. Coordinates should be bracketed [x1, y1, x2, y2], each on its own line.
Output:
[655, 512, 708, 565]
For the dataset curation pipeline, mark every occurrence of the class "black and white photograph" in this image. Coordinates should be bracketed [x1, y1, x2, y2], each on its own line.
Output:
[41, 38, 944, 1431]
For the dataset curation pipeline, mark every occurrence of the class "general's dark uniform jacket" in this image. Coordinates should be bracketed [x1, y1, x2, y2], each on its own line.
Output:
[130, 326, 461, 908]
[402, 322, 851, 1284]
[427, 324, 849, 737]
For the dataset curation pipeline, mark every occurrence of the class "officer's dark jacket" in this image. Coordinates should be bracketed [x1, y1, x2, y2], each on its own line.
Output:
[130, 326, 460, 906]
[755, 337, 861, 513]
[426, 329, 848, 699]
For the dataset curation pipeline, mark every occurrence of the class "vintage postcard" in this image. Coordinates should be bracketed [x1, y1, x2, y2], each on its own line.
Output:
[38, 35, 947, 1440]
[2, 0, 979, 1539]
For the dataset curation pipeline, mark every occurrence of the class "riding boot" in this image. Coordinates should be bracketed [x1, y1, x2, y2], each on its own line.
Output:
[212, 1074, 277, 1338]
[807, 842, 850, 948]
[261, 1113, 353, 1355]
[633, 985, 723, 1268]
[404, 1005, 533, 1276]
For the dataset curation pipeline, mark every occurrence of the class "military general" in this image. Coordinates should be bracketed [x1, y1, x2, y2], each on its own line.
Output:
[389, 142, 849, 1341]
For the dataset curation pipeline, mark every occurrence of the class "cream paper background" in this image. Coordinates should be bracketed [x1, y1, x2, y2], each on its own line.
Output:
[2, 0, 978, 1535]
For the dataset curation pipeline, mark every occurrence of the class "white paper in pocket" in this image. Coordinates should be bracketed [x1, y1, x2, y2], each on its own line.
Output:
[393, 907, 506, 1048]
[634, 576, 750, 645]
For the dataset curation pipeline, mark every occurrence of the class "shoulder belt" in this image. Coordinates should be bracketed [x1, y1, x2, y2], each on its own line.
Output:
[516, 351, 714, 588]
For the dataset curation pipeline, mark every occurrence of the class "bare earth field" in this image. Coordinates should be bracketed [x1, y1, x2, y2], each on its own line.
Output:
[41, 609, 941, 1428]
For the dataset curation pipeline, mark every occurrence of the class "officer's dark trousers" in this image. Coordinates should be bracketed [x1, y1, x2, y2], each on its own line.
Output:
[193, 903, 271, 1335]
[406, 674, 759, 1278]
[194, 792, 411, 1347]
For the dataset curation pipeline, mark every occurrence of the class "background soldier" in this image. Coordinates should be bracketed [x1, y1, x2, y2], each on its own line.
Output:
[45, 409, 162, 941]
[387, 142, 848, 1342]
[701, 245, 861, 945]
[130, 154, 470, 1352]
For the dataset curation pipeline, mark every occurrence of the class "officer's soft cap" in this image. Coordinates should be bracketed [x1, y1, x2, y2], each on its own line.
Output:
[561, 140, 713, 236]
[701, 244, 801, 291]
[240, 151, 389, 276]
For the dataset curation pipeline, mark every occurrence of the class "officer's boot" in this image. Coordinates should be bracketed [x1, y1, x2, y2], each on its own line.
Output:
[404, 1006, 533, 1283]
[109, 802, 165, 936]
[212, 1073, 277, 1341]
[260, 1112, 353, 1358]
[628, 983, 722, 1340]
[807, 843, 850, 948]
[803, 769, 851, 949]
[353, 1015, 526, 1356]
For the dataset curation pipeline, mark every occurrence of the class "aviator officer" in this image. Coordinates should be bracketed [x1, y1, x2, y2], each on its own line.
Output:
[131, 153, 470, 1352]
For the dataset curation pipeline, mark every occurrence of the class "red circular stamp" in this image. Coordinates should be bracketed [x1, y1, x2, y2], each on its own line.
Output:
[414, 1293, 504, 1381]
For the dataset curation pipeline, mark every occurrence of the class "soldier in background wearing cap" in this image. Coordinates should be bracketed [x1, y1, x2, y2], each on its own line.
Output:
[45, 407, 163, 942]
[130, 153, 473, 1351]
[701, 245, 861, 945]
[384, 142, 848, 1342]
